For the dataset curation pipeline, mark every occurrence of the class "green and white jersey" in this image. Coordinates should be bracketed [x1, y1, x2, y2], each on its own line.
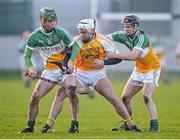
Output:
[108, 29, 160, 73]
[24, 26, 78, 70]
[108, 29, 150, 51]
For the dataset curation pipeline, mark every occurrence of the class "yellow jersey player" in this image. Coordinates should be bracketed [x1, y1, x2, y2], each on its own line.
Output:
[41, 18, 141, 133]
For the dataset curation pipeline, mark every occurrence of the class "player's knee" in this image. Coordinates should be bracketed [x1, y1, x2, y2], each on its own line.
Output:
[31, 93, 41, 105]
[122, 95, 130, 103]
[143, 95, 151, 104]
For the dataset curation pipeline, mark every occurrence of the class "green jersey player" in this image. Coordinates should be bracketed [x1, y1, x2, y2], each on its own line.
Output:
[18, 7, 80, 134]
[107, 15, 160, 132]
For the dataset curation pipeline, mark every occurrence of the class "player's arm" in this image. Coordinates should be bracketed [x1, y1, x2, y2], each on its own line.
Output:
[61, 43, 80, 74]
[62, 47, 71, 67]
[60, 29, 81, 67]
[107, 48, 142, 61]
[104, 58, 122, 65]
[24, 46, 33, 68]
[93, 58, 122, 69]
[24, 46, 37, 78]
[68, 41, 80, 65]
[106, 31, 125, 43]
[108, 33, 147, 61]
[94, 36, 122, 68]
[103, 36, 123, 64]
[24, 34, 37, 78]
[53, 29, 81, 73]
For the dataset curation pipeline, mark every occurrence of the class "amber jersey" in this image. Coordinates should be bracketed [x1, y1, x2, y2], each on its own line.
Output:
[74, 34, 117, 71]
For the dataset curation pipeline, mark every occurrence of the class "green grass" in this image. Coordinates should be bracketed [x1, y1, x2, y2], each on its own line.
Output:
[0, 72, 180, 139]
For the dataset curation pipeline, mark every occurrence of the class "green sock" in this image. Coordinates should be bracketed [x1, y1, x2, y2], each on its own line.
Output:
[71, 120, 79, 127]
[150, 119, 159, 131]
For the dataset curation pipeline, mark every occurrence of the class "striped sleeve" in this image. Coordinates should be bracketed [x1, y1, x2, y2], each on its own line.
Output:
[134, 34, 145, 51]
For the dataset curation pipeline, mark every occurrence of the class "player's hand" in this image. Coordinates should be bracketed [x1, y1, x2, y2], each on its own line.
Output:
[93, 59, 104, 69]
[27, 67, 37, 79]
[107, 53, 116, 59]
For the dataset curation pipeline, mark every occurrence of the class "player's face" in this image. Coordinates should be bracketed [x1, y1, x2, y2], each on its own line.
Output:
[122, 23, 137, 36]
[79, 29, 94, 42]
[41, 18, 57, 33]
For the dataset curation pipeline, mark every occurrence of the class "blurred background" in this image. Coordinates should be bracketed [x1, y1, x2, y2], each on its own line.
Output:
[0, 0, 180, 72]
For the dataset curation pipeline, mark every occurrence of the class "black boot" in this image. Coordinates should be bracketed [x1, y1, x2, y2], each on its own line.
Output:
[68, 120, 79, 133]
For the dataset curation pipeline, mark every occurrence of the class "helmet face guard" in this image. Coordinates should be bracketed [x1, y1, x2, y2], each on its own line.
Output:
[77, 19, 96, 43]
[40, 7, 57, 21]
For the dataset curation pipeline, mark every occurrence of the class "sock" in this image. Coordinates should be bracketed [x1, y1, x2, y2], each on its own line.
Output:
[71, 120, 79, 127]
[150, 119, 159, 130]
[47, 118, 56, 127]
[125, 118, 134, 126]
[27, 120, 35, 128]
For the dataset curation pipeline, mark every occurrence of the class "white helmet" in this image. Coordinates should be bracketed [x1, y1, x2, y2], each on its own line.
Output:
[77, 18, 96, 31]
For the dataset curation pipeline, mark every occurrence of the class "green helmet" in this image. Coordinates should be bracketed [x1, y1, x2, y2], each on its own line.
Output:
[39, 7, 57, 21]
[122, 15, 139, 25]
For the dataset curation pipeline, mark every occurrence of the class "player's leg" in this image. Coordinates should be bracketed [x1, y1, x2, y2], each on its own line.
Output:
[142, 69, 160, 132]
[41, 87, 68, 133]
[62, 74, 80, 133]
[121, 81, 142, 117]
[142, 83, 159, 132]
[121, 69, 143, 118]
[18, 80, 55, 133]
[94, 78, 141, 132]
[41, 76, 89, 133]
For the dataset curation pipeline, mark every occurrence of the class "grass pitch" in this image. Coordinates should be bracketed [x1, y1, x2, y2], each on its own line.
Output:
[0, 71, 180, 139]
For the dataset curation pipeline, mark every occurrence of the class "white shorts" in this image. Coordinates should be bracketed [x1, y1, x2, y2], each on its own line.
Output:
[74, 69, 107, 87]
[41, 69, 69, 83]
[128, 68, 161, 87]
